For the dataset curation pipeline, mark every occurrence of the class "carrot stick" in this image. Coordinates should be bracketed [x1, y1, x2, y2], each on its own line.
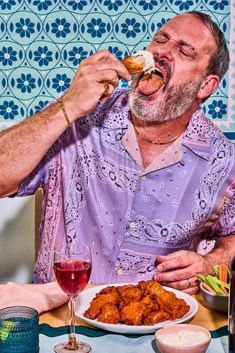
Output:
[202, 282, 217, 294]
[218, 264, 228, 283]
[220, 283, 228, 295]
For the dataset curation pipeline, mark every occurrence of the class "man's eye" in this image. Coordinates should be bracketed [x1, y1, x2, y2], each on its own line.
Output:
[155, 37, 168, 43]
[179, 49, 191, 57]
[155, 38, 168, 44]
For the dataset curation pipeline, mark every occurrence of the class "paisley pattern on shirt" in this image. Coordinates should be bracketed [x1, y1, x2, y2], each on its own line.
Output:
[115, 109, 235, 280]
[64, 142, 139, 239]
[16, 89, 235, 284]
[116, 250, 156, 281]
[33, 140, 65, 283]
[193, 137, 234, 221]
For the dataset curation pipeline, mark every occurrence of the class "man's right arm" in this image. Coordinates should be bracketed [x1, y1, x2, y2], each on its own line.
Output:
[0, 50, 130, 197]
[0, 101, 72, 197]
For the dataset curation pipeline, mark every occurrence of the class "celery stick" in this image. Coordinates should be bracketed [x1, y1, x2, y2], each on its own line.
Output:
[197, 274, 210, 286]
[213, 265, 219, 277]
[206, 275, 225, 295]
[211, 276, 230, 290]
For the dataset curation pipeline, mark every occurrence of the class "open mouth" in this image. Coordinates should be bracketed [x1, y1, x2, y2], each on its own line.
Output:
[154, 67, 164, 80]
[139, 68, 164, 96]
[122, 51, 169, 96]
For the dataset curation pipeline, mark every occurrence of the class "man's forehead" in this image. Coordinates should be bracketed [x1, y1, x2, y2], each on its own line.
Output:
[154, 14, 217, 54]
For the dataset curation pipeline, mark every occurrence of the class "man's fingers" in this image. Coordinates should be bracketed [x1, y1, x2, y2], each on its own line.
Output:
[81, 49, 131, 81]
[182, 285, 199, 295]
[163, 277, 199, 290]
[154, 265, 194, 283]
[95, 71, 120, 87]
[156, 250, 188, 262]
[99, 81, 115, 102]
[157, 255, 191, 272]
[156, 276, 199, 295]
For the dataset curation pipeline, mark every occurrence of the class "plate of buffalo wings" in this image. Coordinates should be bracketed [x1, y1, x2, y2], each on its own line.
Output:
[75, 280, 198, 334]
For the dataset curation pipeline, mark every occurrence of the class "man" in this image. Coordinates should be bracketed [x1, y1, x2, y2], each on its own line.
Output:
[0, 11, 234, 296]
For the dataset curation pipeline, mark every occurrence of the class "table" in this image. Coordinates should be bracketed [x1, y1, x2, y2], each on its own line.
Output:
[39, 292, 228, 353]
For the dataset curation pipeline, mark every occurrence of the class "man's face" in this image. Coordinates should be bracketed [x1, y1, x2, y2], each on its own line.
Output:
[129, 13, 217, 123]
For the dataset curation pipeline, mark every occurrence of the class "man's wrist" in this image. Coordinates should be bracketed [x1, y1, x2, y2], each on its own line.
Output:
[59, 97, 72, 128]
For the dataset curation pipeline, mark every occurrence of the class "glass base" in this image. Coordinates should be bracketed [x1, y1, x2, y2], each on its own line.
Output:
[54, 341, 91, 353]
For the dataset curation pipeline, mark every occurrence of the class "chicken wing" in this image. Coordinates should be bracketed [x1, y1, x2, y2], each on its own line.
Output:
[97, 303, 120, 324]
[171, 298, 190, 319]
[84, 292, 119, 319]
[120, 301, 147, 325]
[118, 285, 143, 305]
[143, 310, 170, 325]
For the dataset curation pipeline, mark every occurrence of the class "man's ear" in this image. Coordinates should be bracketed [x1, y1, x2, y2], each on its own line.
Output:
[197, 75, 220, 100]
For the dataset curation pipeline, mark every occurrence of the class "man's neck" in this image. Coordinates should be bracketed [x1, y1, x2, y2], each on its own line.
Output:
[130, 106, 198, 168]
[131, 112, 191, 145]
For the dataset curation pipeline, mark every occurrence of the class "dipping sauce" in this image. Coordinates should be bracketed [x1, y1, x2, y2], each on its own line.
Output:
[158, 329, 209, 347]
[156, 324, 211, 353]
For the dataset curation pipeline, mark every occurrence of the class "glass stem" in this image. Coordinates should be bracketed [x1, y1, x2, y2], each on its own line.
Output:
[66, 297, 78, 349]
[70, 297, 76, 339]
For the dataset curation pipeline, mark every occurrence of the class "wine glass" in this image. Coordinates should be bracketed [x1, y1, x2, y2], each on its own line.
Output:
[53, 244, 92, 353]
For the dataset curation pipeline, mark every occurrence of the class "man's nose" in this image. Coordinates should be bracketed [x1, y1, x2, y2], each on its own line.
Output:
[153, 40, 176, 61]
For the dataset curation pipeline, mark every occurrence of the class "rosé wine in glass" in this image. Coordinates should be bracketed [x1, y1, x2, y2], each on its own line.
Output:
[53, 245, 92, 353]
[53, 260, 91, 297]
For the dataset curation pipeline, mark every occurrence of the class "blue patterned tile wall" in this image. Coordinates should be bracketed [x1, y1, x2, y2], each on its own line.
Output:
[0, 0, 233, 139]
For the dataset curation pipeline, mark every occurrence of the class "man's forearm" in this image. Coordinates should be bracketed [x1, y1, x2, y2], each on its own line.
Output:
[0, 282, 68, 314]
[203, 234, 235, 271]
[0, 100, 68, 197]
[0, 51, 131, 197]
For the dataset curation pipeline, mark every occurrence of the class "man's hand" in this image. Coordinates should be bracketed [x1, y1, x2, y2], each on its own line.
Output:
[153, 250, 212, 295]
[62, 50, 131, 123]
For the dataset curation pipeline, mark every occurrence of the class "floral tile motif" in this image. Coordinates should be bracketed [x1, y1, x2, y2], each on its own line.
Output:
[0, 0, 233, 139]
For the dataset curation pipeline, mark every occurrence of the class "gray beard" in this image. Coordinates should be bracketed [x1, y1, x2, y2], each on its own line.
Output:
[128, 78, 203, 123]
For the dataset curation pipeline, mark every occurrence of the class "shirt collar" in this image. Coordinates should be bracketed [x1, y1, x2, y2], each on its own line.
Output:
[122, 122, 183, 173]
[101, 90, 220, 162]
[181, 106, 220, 161]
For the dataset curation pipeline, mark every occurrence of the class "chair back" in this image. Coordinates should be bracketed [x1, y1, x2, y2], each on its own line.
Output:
[34, 188, 43, 261]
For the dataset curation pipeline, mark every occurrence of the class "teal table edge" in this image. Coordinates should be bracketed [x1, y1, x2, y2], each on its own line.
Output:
[39, 323, 228, 339]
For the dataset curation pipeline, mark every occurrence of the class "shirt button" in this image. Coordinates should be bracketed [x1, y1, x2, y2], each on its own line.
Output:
[129, 222, 136, 229]
[117, 268, 123, 275]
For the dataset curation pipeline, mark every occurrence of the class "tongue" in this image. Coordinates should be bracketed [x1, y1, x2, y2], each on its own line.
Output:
[139, 73, 163, 96]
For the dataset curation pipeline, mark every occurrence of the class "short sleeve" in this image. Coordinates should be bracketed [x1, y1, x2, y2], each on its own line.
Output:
[15, 158, 48, 197]
[197, 186, 235, 255]
[212, 190, 235, 237]
[14, 128, 70, 197]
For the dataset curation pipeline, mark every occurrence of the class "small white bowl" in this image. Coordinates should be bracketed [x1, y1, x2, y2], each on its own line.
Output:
[155, 324, 211, 353]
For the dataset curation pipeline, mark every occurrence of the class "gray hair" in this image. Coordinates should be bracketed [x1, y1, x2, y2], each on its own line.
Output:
[188, 11, 230, 80]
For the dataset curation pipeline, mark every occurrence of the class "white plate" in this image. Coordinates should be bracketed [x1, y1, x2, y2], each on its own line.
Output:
[75, 283, 198, 334]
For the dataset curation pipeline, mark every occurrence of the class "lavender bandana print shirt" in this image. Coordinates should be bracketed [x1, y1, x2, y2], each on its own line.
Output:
[16, 89, 235, 284]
